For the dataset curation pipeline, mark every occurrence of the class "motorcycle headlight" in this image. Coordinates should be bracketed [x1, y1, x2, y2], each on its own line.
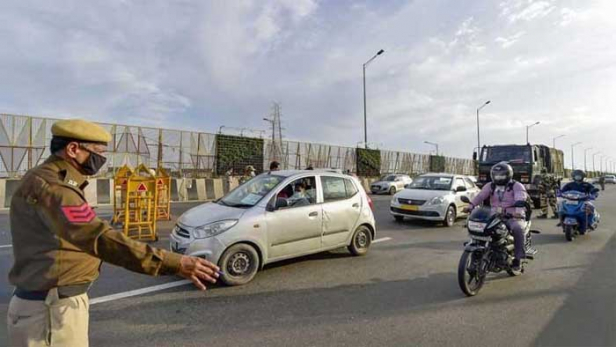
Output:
[428, 196, 445, 205]
[193, 220, 238, 239]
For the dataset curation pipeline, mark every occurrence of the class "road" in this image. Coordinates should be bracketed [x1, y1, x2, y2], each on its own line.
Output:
[1, 188, 615, 347]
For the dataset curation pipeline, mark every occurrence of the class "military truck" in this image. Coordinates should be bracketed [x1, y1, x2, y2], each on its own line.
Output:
[474, 144, 564, 208]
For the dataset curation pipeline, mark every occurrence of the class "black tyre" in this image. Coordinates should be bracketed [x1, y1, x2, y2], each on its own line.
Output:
[348, 225, 372, 256]
[565, 225, 574, 242]
[219, 244, 260, 286]
[394, 215, 404, 222]
[443, 205, 456, 227]
[389, 186, 396, 195]
[458, 251, 486, 297]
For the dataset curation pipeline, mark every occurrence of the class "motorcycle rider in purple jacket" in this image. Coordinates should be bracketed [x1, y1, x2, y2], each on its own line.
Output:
[464, 162, 528, 274]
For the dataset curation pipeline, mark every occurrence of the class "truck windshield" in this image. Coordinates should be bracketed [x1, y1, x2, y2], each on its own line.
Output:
[481, 146, 531, 163]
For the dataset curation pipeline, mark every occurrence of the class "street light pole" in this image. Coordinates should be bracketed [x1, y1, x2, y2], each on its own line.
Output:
[424, 141, 439, 155]
[592, 151, 601, 174]
[583, 147, 593, 172]
[526, 121, 540, 144]
[571, 142, 582, 169]
[476, 101, 490, 155]
[363, 49, 385, 149]
[552, 134, 565, 149]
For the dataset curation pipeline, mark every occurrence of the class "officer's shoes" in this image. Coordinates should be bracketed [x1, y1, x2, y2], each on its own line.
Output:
[510, 259, 523, 276]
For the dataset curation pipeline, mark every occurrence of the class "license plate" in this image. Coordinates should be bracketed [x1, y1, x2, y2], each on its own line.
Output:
[399, 204, 418, 211]
[565, 200, 578, 205]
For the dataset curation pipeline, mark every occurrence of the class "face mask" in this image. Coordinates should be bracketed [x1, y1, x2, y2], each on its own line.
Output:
[78, 147, 107, 175]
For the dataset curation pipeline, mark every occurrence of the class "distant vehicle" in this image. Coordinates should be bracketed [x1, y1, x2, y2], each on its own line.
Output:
[604, 175, 616, 184]
[371, 174, 413, 195]
[170, 170, 376, 285]
[390, 173, 480, 227]
[474, 144, 564, 208]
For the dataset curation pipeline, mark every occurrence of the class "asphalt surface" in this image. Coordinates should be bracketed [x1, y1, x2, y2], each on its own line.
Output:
[1, 188, 615, 347]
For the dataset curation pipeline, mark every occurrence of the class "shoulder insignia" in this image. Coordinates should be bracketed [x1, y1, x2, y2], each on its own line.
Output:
[61, 203, 96, 223]
[67, 179, 78, 187]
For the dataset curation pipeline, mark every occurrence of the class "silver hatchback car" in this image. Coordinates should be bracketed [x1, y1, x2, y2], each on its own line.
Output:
[170, 170, 376, 285]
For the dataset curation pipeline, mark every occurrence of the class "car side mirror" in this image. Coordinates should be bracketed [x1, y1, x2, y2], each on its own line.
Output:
[275, 198, 288, 210]
[460, 195, 471, 203]
[456, 186, 467, 192]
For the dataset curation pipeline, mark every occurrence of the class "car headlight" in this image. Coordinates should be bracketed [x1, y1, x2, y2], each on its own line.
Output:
[428, 196, 445, 205]
[391, 196, 398, 204]
[193, 220, 238, 239]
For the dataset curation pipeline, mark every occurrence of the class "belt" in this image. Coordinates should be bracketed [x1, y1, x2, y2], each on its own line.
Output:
[14, 283, 92, 301]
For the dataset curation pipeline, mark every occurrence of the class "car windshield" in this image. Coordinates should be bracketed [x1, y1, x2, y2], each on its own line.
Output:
[380, 175, 396, 182]
[219, 174, 285, 208]
[481, 146, 531, 163]
[408, 176, 453, 191]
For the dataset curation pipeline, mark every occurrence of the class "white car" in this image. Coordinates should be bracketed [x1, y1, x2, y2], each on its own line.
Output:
[370, 174, 413, 195]
[390, 173, 480, 227]
[170, 170, 376, 286]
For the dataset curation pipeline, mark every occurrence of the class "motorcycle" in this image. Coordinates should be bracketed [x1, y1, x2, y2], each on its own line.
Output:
[457, 196, 540, 296]
[559, 190, 600, 242]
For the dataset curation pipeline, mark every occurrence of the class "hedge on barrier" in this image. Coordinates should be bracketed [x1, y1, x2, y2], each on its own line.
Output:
[215, 135, 264, 176]
[356, 148, 381, 177]
[430, 155, 446, 173]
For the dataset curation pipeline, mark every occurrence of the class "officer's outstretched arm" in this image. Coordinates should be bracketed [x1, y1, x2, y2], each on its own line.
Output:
[37, 182, 182, 276]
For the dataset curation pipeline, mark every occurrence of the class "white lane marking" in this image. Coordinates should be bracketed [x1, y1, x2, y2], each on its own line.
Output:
[373, 237, 392, 244]
[91, 237, 394, 305]
[90, 280, 191, 305]
[0, 244, 13, 249]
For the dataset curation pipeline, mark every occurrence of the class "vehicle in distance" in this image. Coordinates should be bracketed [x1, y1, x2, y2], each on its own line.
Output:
[371, 174, 413, 195]
[170, 170, 376, 285]
[390, 173, 480, 227]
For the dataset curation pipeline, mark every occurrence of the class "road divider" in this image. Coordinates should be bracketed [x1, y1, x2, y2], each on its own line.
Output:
[373, 237, 392, 243]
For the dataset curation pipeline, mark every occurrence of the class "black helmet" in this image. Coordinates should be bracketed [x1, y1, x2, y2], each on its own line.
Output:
[571, 169, 585, 182]
[491, 161, 513, 186]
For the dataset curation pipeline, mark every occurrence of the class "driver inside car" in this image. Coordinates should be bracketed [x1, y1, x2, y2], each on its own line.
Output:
[463, 162, 529, 274]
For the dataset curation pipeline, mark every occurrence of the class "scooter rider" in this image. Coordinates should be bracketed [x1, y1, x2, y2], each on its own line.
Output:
[559, 169, 598, 232]
[463, 162, 528, 273]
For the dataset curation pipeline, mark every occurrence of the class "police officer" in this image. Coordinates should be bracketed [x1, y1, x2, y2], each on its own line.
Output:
[538, 167, 559, 219]
[598, 174, 605, 191]
[7, 120, 220, 347]
[239, 165, 256, 184]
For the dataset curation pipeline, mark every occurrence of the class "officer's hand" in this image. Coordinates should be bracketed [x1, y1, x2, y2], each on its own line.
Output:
[178, 256, 220, 290]
[463, 206, 472, 214]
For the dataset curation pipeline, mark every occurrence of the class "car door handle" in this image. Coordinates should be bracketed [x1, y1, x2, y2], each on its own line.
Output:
[352, 203, 359, 208]
[309, 211, 319, 217]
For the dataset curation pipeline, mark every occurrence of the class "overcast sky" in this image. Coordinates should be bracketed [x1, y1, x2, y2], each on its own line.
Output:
[1, 0, 614, 168]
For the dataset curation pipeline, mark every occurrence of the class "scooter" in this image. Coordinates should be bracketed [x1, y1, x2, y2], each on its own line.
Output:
[559, 190, 600, 242]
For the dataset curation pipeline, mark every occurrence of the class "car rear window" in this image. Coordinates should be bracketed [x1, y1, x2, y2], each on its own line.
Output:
[322, 176, 354, 202]
[344, 178, 359, 197]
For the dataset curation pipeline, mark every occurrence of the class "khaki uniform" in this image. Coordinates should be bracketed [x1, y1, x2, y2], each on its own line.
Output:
[538, 173, 559, 217]
[7, 155, 182, 346]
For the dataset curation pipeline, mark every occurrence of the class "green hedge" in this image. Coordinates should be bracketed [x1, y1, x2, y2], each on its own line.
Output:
[356, 148, 381, 177]
[429, 155, 445, 173]
[215, 135, 264, 176]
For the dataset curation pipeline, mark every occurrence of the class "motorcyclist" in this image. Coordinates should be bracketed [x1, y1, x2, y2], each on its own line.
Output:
[463, 162, 528, 274]
[559, 169, 598, 233]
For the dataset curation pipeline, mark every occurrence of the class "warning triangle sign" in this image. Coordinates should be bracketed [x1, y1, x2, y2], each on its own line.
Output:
[137, 183, 148, 192]
[157, 178, 164, 186]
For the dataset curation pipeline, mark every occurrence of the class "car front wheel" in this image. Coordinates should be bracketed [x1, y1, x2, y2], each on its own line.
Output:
[443, 205, 456, 227]
[219, 243, 260, 286]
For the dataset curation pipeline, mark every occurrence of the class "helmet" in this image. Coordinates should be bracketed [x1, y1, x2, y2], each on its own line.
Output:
[491, 162, 513, 186]
[571, 169, 585, 182]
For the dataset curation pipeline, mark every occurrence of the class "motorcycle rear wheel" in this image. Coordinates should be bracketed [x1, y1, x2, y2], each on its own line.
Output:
[458, 251, 486, 297]
[564, 225, 574, 242]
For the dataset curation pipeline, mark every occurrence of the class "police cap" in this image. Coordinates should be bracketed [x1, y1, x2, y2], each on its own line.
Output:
[51, 119, 112, 144]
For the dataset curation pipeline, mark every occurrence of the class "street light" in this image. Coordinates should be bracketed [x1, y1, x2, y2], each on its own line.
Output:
[363, 49, 385, 149]
[552, 134, 565, 149]
[526, 121, 540, 144]
[476, 101, 491, 154]
[218, 125, 225, 134]
[571, 142, 582, 169]
[424, 141, 439, 155]
[592, 151, 601, 173]
[583, 147, 593, 172]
